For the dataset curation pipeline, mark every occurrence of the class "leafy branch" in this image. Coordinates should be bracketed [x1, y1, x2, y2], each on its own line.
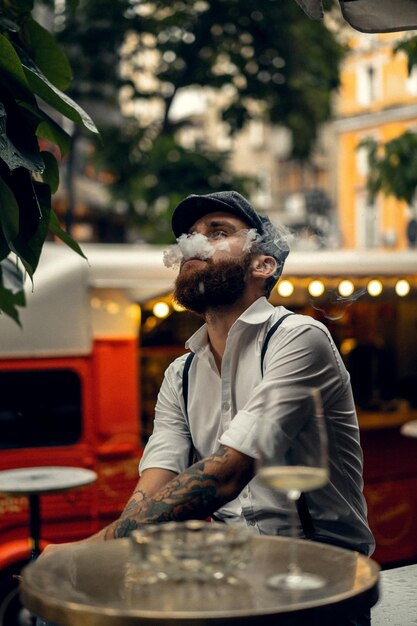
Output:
[0, 0, 98, 323]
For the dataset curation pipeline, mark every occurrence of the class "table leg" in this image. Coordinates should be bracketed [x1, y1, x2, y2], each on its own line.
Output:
[28, 494, 41, 559]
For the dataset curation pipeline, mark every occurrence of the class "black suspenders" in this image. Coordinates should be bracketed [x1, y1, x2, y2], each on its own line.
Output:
[182, 312, 315, 539]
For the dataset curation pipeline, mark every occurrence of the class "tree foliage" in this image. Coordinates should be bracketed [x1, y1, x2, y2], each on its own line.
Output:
[0, 0, 97, 323]
[127, 0, 343, 156]
[55, 0, 344, 242]
[360, 132, 417, 206]
[361, 36, 417, 207]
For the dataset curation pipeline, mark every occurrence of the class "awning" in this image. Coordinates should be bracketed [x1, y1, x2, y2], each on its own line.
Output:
[294, 0, 417, 32]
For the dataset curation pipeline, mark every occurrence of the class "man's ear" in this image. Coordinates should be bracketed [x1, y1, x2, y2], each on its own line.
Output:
[252, 255, 277, 279]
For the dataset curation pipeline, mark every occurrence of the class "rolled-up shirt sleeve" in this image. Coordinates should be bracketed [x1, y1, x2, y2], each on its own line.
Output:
[219, 322, 348, 459]
[139, 356, 192, 475]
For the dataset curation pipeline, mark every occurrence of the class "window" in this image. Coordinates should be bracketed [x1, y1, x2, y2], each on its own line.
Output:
[356, 60, 382, 107]
[355, 191, 379, 249]
[0, 369, 82, 449]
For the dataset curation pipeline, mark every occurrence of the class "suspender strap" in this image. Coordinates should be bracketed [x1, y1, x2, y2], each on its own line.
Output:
[182, 351, 196, 465]
[182, 351, 195, 416]
[296, 493, 315, 538]
[260, 313, 294, 376]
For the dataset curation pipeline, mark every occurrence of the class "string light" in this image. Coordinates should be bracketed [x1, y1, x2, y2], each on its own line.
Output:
[277, 280, 294, 297]
[106, 302, 120, 314]
[338, 280, 354, 297]
[395, 279, 410, 297]
[308, 280, 325, 298]
[367, 280, 383, 297]
[153, 302, 170, 319]
[172, 301, 186, 312]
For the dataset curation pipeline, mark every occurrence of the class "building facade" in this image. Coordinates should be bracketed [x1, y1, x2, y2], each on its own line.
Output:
[333, 32, 417, 250]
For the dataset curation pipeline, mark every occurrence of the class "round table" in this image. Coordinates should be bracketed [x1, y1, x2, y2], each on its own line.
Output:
[20, 536, 379, 626]
[0, 466, 97, 558]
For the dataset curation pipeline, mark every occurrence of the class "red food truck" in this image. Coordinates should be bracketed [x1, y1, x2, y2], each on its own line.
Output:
[0, 243, 176, 624]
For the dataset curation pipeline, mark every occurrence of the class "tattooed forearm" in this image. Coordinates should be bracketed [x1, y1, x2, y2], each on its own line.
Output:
[105, 445, 254, 540]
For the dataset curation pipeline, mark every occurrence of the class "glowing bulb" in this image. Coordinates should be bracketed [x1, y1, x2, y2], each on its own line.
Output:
[127, 304, 141, 321]
[277, 280, 294, 297]
[308, 280, 325, 298]
[338, 280, 354, 298]
[153, 301, 170, 319]
[91, 297, 101, 309]
[106, 302, 120, 314]
[395, 279, 410, 297]
[340, 338, 357, 356]
[367, 280, 383, 297]
[144, 316, 157, 331]
[172, 301, 186, 312]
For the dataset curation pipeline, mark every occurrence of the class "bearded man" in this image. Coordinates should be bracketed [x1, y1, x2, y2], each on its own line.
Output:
[44, 191, 374, 624]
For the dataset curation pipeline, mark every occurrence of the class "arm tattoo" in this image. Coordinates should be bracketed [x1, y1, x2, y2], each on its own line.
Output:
[106, 445, 251, 540]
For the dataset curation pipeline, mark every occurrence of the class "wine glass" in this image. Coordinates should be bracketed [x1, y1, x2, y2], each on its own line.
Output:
[256, 383, 329, 590]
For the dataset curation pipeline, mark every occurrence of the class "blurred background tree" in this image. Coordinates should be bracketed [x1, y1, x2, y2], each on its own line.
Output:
[51, 0, 344, 243]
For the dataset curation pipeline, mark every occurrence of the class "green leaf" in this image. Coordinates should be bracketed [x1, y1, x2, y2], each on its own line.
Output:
[0, 224, 10, 261]
[0, 100, 45, 172]
[0, 176, 19, 243]
[9, 181, 51, 277]
[16, 45, 99, 134]
[22, 18, 73, 91]
[0, 34, 31, 93]
[48, 210, 87, 260]
[18, 101, 72, 157]
[0, 260, 26, 326]
[40, 151, 59, 193]
[37, 119, 71, 158]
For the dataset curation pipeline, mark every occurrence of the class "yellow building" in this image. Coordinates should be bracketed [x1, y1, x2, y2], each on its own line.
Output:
[334, 32, 417, 250]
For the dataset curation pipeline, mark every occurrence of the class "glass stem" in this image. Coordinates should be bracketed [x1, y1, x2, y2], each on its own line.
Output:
[287, 490, 301, 579]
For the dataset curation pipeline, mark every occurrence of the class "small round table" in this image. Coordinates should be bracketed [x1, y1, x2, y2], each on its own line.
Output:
[0, 466, 97, 558]
[21, 536, 380, 626]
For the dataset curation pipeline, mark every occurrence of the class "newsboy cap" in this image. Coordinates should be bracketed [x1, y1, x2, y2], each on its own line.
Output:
[171, 190, 264, 238]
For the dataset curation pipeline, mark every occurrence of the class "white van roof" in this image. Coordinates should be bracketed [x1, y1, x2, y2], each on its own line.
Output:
[0, 243, 176, 359]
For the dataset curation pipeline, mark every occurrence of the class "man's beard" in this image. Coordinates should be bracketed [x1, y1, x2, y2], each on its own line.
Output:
[174, 254, 252, 315]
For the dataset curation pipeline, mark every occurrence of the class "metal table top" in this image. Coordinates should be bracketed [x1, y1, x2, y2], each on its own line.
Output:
[0, 466, 97, 496]
[21, 536, 379, 626]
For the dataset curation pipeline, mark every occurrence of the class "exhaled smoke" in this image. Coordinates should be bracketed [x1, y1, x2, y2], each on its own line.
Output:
[310, 288, 367, 321]
[163, 229, 260, 269]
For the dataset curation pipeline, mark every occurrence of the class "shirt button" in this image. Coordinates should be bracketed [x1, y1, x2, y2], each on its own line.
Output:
[222, 402, 230, 411]
[242, 491, 248, 499]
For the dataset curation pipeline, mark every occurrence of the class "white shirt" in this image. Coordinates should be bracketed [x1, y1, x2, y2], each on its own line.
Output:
[140, 297, 375, 555]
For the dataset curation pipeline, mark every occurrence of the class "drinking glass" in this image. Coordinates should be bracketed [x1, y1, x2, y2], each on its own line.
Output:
[257, 384, 329, 590]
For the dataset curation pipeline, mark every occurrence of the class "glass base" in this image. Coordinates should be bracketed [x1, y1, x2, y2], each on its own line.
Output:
[267, 571, 325, 590]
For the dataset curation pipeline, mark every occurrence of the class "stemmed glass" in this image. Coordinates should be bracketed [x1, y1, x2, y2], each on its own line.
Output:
[256, 384, 329, 590]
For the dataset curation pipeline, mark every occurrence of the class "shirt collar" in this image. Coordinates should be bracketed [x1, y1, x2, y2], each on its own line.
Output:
[185, 297, 275, 353]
